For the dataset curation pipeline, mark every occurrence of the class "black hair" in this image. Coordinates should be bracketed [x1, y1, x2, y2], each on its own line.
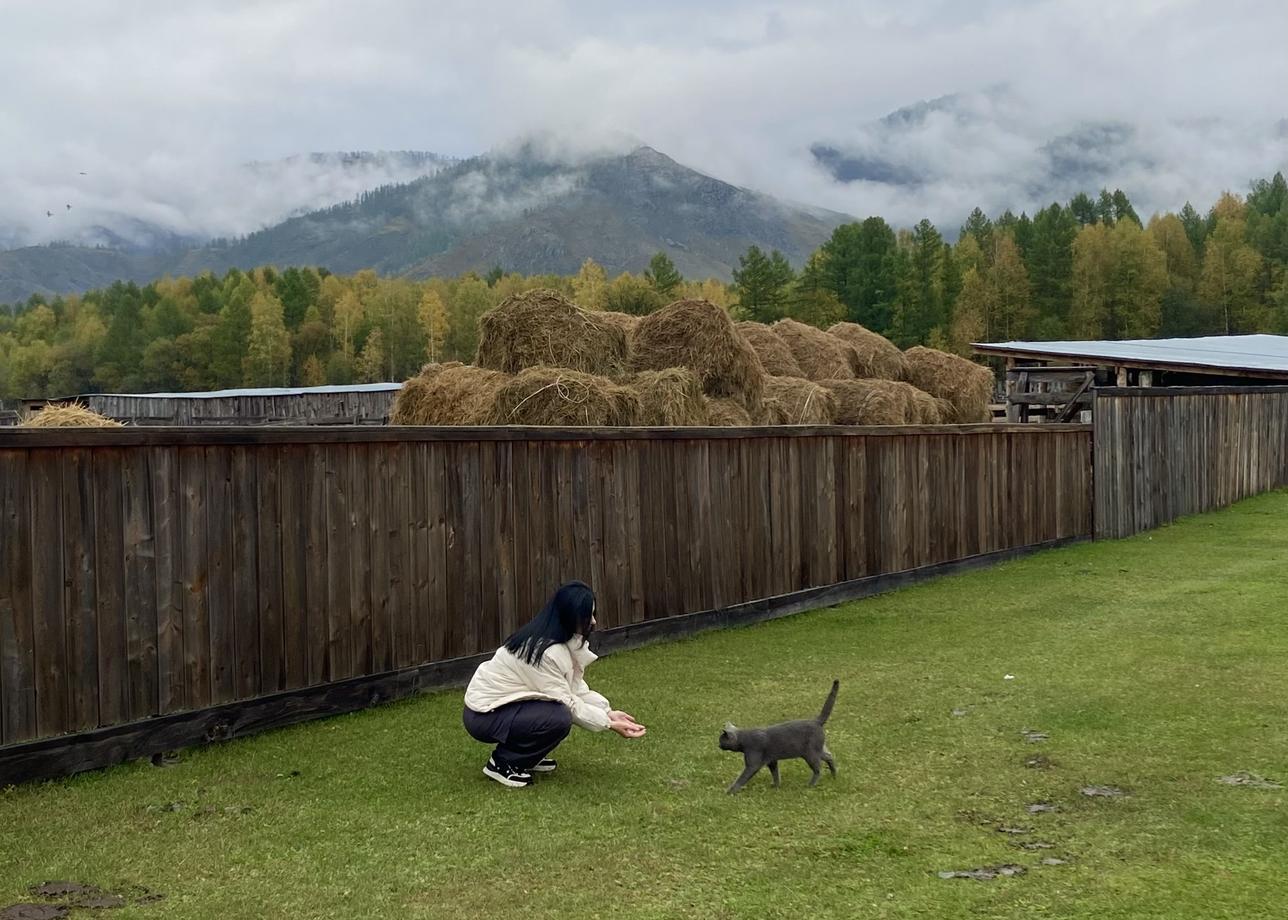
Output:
[503, 580, 596, 666]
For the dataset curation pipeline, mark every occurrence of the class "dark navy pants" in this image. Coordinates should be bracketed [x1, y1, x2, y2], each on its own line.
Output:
[463, 700, 573, 770]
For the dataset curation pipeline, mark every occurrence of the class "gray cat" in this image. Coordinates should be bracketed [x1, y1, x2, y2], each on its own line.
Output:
[718, 680, 838, 794]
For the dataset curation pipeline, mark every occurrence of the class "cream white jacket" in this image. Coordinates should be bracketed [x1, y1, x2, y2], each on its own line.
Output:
[464, 639, 612, 731]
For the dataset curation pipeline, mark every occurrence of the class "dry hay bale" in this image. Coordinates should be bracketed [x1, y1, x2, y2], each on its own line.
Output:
[627, 368, 710, 426]
[596, 311, 641, 336]
[908, 387, 951, 424]
[704, 397, 754, 426]
[761, 376, 837, 425]
[475, 289, 628, 378]
[735, 321, 804, 378]
[389, 362, 509, 425]
[629, 299, 765, 413]
[772, 318, 860, 382]
[903, 346, 995, 423]
[826, 322, 910, 380]
[19, 403, 123, 427]
[486, 366, 638, 426]
[823, 379, 922, 426]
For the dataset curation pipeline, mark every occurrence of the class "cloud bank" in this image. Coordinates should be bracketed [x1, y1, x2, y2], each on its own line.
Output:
[1, 0, 1285, 247]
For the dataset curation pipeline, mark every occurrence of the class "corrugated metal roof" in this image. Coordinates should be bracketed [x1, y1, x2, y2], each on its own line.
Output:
[972, 334, 1288, 375]
[69, 382, 405, 400]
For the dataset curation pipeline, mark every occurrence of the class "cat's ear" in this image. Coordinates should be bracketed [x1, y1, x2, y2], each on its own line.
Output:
[723, 721, 737, 734]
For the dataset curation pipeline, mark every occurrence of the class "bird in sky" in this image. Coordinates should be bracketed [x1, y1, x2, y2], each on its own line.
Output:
[46, 210, 52, 217]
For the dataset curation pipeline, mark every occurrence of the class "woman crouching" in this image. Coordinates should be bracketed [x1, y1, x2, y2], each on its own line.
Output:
[463, 581, 646, 787]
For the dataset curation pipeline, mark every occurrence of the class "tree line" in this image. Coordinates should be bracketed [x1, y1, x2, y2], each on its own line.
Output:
[2, 174, 1285, 400]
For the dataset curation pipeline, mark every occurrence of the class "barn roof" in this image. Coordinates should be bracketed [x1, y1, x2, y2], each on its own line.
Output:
[972, 334, 1288, 379]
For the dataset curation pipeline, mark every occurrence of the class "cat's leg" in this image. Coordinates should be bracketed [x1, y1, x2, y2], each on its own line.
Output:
[822, 748, 837, 777]
[768, 761, 780, 788]
[727, 756, 763, 794]
[805, 754, 823, 787]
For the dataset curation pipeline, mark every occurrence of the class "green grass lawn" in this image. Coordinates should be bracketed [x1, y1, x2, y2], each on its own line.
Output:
[3, 492, 1287, 919]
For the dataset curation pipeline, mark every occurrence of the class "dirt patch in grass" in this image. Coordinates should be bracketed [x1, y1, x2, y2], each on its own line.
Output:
[1217, 772, 1282, 789]
[1024, 754, 1056, 770]
[937, 864, 1026, 881]
[1080, 785, 1128, 798]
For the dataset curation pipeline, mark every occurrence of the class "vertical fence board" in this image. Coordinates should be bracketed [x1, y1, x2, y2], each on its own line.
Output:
[121, 448, 159, 720]
[0, 450, 35, 743]
[29, 452, 69, 736]
[231, 446, 260, 701]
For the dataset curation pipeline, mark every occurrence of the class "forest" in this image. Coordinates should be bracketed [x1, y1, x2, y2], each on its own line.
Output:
[2, 174, 1285, 400]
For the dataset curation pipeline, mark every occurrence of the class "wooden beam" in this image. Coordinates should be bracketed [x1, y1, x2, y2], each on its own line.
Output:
[0, 423, 1091, 449]
[1008, 391, 1096, 406]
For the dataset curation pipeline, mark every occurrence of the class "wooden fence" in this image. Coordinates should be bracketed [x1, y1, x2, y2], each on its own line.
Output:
[0, 424, 1092, 775]
[1093, 387, 1288, 539]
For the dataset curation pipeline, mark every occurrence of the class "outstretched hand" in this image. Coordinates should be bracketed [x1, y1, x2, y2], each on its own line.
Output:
[608, 710, 646, 738]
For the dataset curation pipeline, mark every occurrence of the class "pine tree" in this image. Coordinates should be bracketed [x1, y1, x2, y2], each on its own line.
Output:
[1179, 202, 1207, 252]
[733, 246, 794, 322]
[990, 232, 1034, 340]
[1069, 193, 1098, 227]
[643, 252, 683, 299]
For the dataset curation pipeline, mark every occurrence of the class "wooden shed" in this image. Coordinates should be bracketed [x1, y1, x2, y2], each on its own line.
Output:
[25, 382, 402, 426]
[973, 333, 1288, 422]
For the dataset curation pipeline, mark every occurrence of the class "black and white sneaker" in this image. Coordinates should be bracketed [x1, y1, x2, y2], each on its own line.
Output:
[483, 758, 533, 788]
[530, 758, 557, 773]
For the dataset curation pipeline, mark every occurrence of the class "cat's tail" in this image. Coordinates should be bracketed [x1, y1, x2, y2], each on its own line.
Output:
[817, 680, 839, 724]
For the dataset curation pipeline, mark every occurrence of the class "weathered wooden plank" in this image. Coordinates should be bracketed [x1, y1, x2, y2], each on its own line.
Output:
[444, 442, 483, 657]
[681, 439, 712, 613]
[29, 450, 69, 736]
[64, 449, 100, 729]
[423, 442, 449, 662]
[621, 441, 646, 623]
[2, 421, 1090, 449]
[477, 442, 503, 649]
[322, 444, 353, 682]
[204, 446, 235, 705]
[121, 446, 159, 720]
[303, 444, 328, 685]
[230, 446, 260, 701]
[92, 449, 128, 729]
[348, 443, 373, 678]
[386, 442, 412, 670]
[407, 442, 433, 667]
[0, 450, 35, 743]
[369, 446, 393, 674]
[179, 446, 212, 710]
[257, 447, 287, 694]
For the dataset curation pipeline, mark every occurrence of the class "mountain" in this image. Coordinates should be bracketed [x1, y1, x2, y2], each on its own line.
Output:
[2, 144, 850, 302]
[811, 87, 1286, 225]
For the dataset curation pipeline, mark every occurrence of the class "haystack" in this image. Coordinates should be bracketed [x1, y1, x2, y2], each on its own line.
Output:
[475, 289, 628, 377]
[629, 299, 765, 413]
[772, 319, 860, 382]
[823, 379, 919, 426]
[903, 346, 995, 423]
[907, 387, 951, 425]
[628, 368, 709, 426]
[736, 321, 804, 378]
[761, 376, 837, 425]
[826, 322, 910, 380]
[18, 403, 123, 428]
[595, 311, 641, 336]
[486, 367, 637, 426]
[389, 362, 509, 425]
[704, 397, 753, 427]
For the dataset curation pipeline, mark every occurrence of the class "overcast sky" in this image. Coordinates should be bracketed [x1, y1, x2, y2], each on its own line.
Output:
[2, 0, 1286, 246]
